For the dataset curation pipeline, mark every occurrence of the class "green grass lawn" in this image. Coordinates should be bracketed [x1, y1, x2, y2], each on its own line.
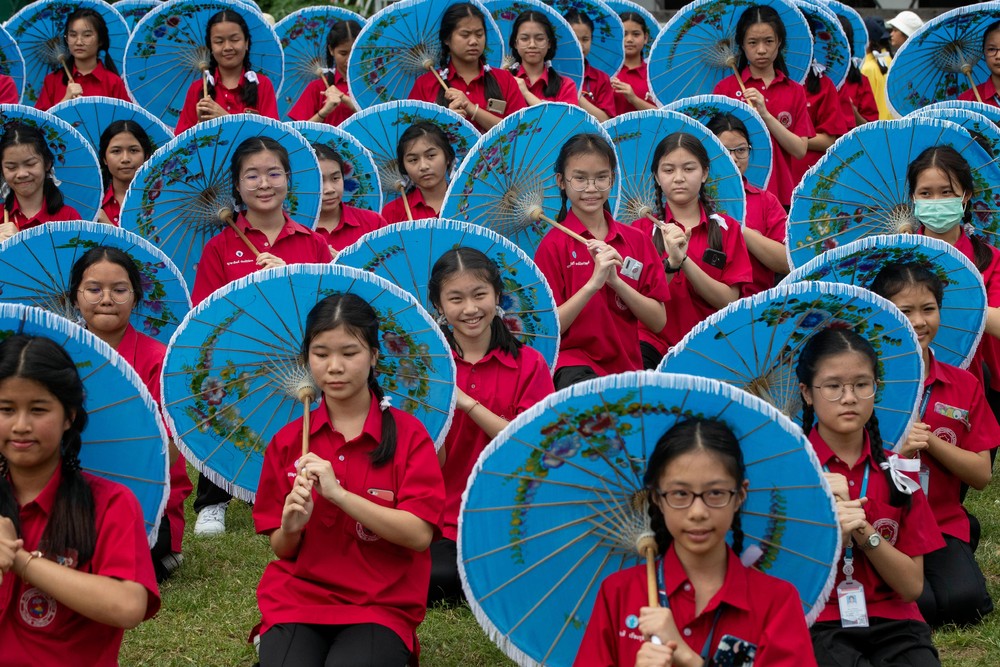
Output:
[120, 467, 1000, 666]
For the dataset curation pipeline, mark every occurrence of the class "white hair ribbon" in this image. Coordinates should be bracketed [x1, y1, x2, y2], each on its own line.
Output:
[379, 395, 392, 411]
[709, 213, 728, 231]
[48, 167, 61, 188]
[851, 56, 863, 69]
[880, 455, 921, 495]
[244, 70, 259, 84]
[810, 61, 827, 77]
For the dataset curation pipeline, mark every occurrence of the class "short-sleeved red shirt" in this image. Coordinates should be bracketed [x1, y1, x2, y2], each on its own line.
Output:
[35, 62, 130, 111]
[100, 186, 121, 227]
[839, 75, 879, 129]
[791, 74, 850, 185]
[741, 180, 787, 297]
[633, 208, 751, 353]
[408, 61, 527, 132]
[253, 395, 444, 648]
[316, 203, 388, 252]
[0, 74, 18, 104]
[808, 429, 944, 623]
[514, 65, 579, 104]
[380, 187, 439, 224]
[535, 209, 669, 375]
[575, 545, 816, 667]
[612, 60, 652, 116]
[191, 211, 332, 306]
[958, 80, 1000, 108]
[0, 468, 160, 667]
[174, 70, 280, 135]
[441, 346, 552, 540]
[582, 61, 616, 119]
[714, 69, 815, 207]
[287, 72, 354, 126]
[9, 199, 82, 232]
[919, 353, 1000, 542]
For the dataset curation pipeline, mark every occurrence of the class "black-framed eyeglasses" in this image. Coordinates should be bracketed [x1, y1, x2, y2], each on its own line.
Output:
[78, 286, 134, 304]
[655, 488, 739, 509]
[812, 381, 878, 402]
[726, 145, 752, 159]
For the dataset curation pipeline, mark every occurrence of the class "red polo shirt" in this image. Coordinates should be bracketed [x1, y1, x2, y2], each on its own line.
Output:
[714, 69, 815, 207]
[175, 69, 280, 135]
[612, 60, 652, 116]
[576, 545, 815, 667]
[0, 468, 160, 667]
[408, 61, 526, 132]
[316, 203, 388, 252]
[442, 345, 552, 541]
[288, 72, 355, 126]
[514, 65, 579, 104]
[535, 209, 669, 375]
[633, 208, 751, 353]
[958, 80, 1000, 108]
[791, 74, 849, 185]
[808, 430, 944, 623]
[9, 199, 81, 232]
[191, 211, 332, 306]
[919, 353, 1000, 542]
[741, 180, 787, 297]
[380, 187, 439, 224]
[0, 74, 17, 104]
[101, 186, 121, 227]
[254, 394, 444, 648]
[839, 76, 879, 129]
[582, 61, 616, 119]
[35, 62, 130, 111]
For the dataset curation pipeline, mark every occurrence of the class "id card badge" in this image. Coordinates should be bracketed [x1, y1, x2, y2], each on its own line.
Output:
[837, 579, 869, 628]
[919, 462, 930, 495]
[711, 634, 757, 666]
[620, 256, 643, 280]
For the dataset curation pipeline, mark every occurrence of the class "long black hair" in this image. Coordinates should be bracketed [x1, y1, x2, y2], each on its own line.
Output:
[301, 294, 397, 466]
[735, 5, 789, 76]
[229, 136, 291, 209]
[428, 247, 523, 359]
[98, 120, 153, 189]
[68, 245, 146, 309]
[62, 8, 117, 78]
[0, 123, 64, 215]
[325, 19, 362, 70]
[553, 133, 616, 222]
[870, 262, 944, 309]
[396, 122, 455, 193]
[436, 3, 504, 106]
[837, 14, 862, 86]
[650, 132, 721, 253]
[643, 418, 747, 557]
[205, 10, 258, 109]
[796, 328, 910, 508]
[0, 335, 95, 566]
[508, 11, 563, 99]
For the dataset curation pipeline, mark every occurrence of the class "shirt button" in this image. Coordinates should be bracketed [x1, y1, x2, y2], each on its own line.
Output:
[849, 480, 855, 487]
[264, 242, 270, 247]
[470, 384, 476, 389]
[683, 628, 692, 637]
[683, 583, 692, 592]
[338, 455, 345, 461]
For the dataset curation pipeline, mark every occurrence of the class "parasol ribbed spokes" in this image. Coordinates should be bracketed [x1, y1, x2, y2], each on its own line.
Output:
[935, 39, 980, 74]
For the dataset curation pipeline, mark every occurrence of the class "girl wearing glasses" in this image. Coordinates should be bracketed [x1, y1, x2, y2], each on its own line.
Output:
[633, 132, 750, 369]
[508, 11, 578, 106]
[797, 328, 944, 666]
[311, 143, 386, 257]
[576, 417, 815, 667]
[958, 21, 1000, 106]
[535, 134, 668, 389]
[707, 112, 788, 297]
[870, 263, 998, 627]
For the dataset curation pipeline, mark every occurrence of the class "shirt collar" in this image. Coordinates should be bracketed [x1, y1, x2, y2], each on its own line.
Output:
[561, 208, 621, 242]
[620, 60, 647, 75]
[444, 60, 486, 85]
[19, 463, 63, 516]
[742, 178, 763, 195]
[452, 346, 519, 369]
[309, 390, 384, 444]
[236, 211, 308, 241]
[924, 350, 943, 388]
[741, 67, 787, 84]
[115, 323, 139, 357]
[664, 204, 709, 227]
[662, 543, 751, 613]
[516, 64, 549, 87]
[101, 185, 117, 208]
[72, 60, 110, 82]
[807, 428, 873, 469]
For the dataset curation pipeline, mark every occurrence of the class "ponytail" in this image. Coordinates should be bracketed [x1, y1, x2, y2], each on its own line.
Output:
[367, 370, 398, 467]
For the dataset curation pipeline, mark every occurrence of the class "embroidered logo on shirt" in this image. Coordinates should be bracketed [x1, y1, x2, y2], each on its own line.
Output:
[872, 517, 899, 545]
[19, 587, 57, 627]
[235, 250, 244, 258]
[777, 111, 793, 128]
[625, 614, 639, 629]
[355, 521, 381, 542]
[933, 426, 957, 445]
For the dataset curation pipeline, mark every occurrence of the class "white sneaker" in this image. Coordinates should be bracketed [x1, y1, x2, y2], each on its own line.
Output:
[194, 503, 228, 536]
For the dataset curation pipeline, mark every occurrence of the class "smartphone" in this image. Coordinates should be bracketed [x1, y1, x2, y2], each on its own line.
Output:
[702, 248, 727, 269]
[367, 488, 395, 503]
[487, 98, 507, 114]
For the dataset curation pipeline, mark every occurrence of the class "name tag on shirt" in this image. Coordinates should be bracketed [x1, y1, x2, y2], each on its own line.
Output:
[934, 402, 969, 427]
[620, 256, 643, 280]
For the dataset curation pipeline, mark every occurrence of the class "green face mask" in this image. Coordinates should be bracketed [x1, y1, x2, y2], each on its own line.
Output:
[913, 197, 965, 233]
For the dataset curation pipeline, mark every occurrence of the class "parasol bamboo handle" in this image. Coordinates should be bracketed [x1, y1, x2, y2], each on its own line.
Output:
[725, 56, 747, 96]
[298, 384, 315, 457]
[644, 543, 658, 607]
[397, 183, 414, 221]
[59, 55, 75, 85]
[530, 207, 589, 244]
[424, 59, 450, 93]
[962, 64, 983, 103]
[201, 65, 211, 98]
[318, 67, 330, 88]
[218, 208, 261, 257]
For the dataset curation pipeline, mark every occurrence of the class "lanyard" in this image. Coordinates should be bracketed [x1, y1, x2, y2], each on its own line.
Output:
[918, 385, 933, 420]
[656, 558, 725, 663]
[824, 462, 869, 579]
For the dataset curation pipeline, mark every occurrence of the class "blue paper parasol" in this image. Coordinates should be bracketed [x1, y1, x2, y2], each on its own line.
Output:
[604, 108, 745, 224]
[921, 98, 1000, 125]
[661, 93, 772, 190]
[123, 0, 284, 129]
[793, 0, 849, 89]
[484, 0, 584, 89]
[910, 104, 1000, 159]
[648, 0, 811, 104]
[885, 3, 1000, 117]
[460, 371, 840, 665]
[288, 120, 383, 213]
[0, 104, 102, 221]
[274, 6, 365, 119]
[335, 218, 560, 370]
[603, 0, 660, 60]
[0, 303, 169, 544]
[6, 0, 129, 106]
[0, 220, 191, 343]
[786, 117, 1000, 268]
[47, 96, 173, 155]
[441, 102, 618, 255]
[161, 263, 456, 500]
[113, 0, 163, 32]
[825, 0, 866, 63]
[346, 0, 505, 110]
[0, 23, 26, 104]
[544, 0, 623, 77]
[783, 234, 986, 371]
[118, 114, 321, 288]
[660, 281, 924, 448]
[340, 99, 479, 201]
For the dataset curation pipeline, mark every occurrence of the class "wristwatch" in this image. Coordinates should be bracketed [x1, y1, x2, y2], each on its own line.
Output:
[860, 532, 882, 551]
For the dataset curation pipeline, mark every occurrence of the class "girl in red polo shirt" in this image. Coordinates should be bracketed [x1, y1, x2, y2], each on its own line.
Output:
[535, 133, 669, 389]
[380, 122, 454, 224]
[509, 11, 578, 106]
[408, 2, 526, 132]
[713, 5, 814, 208]
[959, 21, 1000, 107]
[68, 246, 191, 583]
[0, 123, 81, 242]
[96, 120, 151, 226]
[312, 143, 387, 256]
[566, 9, 616, 121]
[576, 417, 815, 667]
[610, 12, 657, 116]
[35, 8, 129, 111]
[254, 293, 444, 666]
[835, 15, 878, 129]
[0, 334, 160, 667]
[707, 112, 788, 296]
[797, 328, 944, 667]
[174, 9, 280, 135]
[633, 132, 751, 369]
[288, 20, 361, 126]
[425, 247, 554, 603]
[790, 55, 849, 185]
[870, 263, 998, 627]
